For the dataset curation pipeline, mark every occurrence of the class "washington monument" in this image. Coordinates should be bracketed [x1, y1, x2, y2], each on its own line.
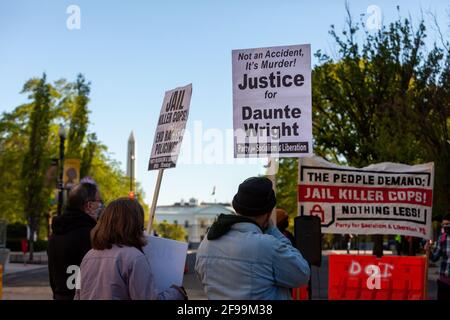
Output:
[127, 131, 136, 191]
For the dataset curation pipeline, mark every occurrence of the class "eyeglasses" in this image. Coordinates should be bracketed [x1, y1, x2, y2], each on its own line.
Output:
[86, 199, 103, 205]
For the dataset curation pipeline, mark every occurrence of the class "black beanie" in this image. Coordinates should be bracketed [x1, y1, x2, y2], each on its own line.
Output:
[232, 177, 276, 216]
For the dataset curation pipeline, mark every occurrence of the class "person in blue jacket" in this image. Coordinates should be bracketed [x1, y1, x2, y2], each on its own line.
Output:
[195, 177, 310, 300]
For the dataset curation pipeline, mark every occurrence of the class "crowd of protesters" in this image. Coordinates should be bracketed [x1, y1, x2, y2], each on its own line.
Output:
[47, 177, 310, 300]
[47, 177, 449, 300]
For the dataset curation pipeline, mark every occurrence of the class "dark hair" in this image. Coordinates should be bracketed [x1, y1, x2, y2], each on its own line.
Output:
[91, 198, 147, 250]
[68, 183, 98, 211]
[443, 213, 450, 222]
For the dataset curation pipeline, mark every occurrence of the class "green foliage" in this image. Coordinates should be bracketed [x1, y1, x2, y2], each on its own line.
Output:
[313, 9, 449, 170]
[80, 133, 97, 178]
[21, 74, 56, 251]
[0, 73, 149, 243]
[88, 146, 148, 211]
[0, 106, 28, 223]
[277, 8, 449, 220]
[66, 74, 91, 159]
[154, 220, 187, 242]
[276, 158, 298, 224]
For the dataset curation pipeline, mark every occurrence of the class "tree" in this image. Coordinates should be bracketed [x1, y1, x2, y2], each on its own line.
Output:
[0, 74, 150, 248]
[80, 133, 97, 178]
[275, 158, 298, 233]
[154, 220, 187, 242]
[313, 6, 449, 214]
[21, 74, 59, 260]
[0, 105, 31, 223]
[66, 74, 91, 159]
[277, 7, 449, 255]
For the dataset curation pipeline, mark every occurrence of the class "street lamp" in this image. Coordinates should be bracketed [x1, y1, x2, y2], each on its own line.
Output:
[57, 125, 67, 216]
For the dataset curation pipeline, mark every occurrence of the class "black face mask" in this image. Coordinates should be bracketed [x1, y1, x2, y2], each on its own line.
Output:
[443, 226, 450, 234]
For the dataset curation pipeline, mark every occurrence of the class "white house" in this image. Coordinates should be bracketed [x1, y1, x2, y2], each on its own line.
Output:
[155, 198, 234, 248]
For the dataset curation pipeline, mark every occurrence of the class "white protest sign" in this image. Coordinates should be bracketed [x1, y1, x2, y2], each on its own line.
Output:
[298, 156, 434, 239]
[143, 236, 188, 291]
[148, 84, 192, 170]
[232, 44, 312, 158]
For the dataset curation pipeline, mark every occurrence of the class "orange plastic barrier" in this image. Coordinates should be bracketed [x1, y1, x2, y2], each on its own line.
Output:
[328, 254, 426, 300]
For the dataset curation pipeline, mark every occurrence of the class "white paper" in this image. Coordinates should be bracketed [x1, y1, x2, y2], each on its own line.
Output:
[143, 236, 188, 291]
[232, 44, 312, 158]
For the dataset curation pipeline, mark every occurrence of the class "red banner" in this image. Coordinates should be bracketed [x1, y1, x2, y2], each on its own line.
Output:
[299, 185, 432, 206]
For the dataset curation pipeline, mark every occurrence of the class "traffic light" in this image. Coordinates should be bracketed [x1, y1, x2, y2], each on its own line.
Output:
[128, 191, 135, 200]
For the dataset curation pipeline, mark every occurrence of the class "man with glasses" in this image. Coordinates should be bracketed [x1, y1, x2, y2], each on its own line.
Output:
[48, 182, 103, 300]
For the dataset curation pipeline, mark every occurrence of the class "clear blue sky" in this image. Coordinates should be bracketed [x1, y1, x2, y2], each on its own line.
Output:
[0, 0, 448, 205]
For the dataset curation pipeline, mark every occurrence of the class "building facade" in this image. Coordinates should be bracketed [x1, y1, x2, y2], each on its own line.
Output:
[155, 198, 234, 248]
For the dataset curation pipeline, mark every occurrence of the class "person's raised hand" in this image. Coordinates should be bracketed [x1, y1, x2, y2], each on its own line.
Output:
[424, 239, 433, 251]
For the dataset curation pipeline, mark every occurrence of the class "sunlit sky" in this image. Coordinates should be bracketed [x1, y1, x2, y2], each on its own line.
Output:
[0, 0, 447, 205]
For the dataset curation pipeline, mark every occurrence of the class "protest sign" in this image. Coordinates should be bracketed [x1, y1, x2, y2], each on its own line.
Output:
[143, 236, 188, 292]
[298, 156, 434, 239]
[328, 254, 427, 300]
[232, 44, 312, 157]
[148, 84, 192, 170]
[146, 84, 193, 234]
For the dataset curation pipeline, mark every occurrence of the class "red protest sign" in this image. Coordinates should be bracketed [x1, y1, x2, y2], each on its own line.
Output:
[328, 254, 426, 300]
